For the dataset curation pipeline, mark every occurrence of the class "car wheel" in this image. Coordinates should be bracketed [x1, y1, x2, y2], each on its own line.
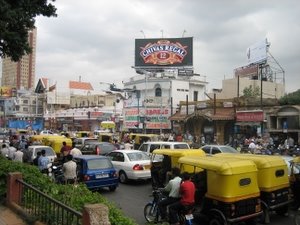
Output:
[119, 171, 128, 183]
[109, 186, 117, 192]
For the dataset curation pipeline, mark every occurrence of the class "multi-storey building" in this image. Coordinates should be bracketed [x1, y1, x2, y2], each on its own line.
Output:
[1, 28, 37, 90]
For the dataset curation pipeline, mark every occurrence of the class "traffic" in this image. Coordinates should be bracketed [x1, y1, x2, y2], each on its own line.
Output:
[1, 128, 300, 225]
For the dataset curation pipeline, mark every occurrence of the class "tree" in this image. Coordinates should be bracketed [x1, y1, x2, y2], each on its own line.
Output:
[0, 0, 57, 61]
[243, 85, 260, 98]
[279, 89, 300, 105]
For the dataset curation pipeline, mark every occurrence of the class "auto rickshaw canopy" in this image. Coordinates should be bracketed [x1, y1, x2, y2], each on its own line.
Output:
[215, 153, 289, 191]
[178, 156, 260, 202]
[100, 121, 115, 129]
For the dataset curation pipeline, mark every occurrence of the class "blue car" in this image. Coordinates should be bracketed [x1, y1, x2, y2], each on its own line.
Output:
[74, 155, 118, 191]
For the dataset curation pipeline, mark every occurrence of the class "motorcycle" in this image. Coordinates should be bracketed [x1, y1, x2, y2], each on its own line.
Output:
[144, 188, 194, 225]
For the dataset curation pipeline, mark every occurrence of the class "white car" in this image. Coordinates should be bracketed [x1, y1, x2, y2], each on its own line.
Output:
[28, 145, 57, 163]
[106, 150, 151, 183]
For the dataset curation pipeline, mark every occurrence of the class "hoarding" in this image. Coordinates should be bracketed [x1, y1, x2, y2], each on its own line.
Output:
[135, 37, 193, 67]
[0, 86, 14, 97]
[236, 110, 264, 122]
[246, 38, 268, 65]
[234, 64, 259, 78]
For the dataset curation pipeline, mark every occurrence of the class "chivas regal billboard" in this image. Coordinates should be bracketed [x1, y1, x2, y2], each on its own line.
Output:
[135, 37, 193, 67]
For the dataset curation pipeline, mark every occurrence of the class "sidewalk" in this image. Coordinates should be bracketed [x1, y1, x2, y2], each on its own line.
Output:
[0, 205, 27, 225]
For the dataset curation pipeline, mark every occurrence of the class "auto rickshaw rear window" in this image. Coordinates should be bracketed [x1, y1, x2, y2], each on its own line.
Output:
[239, 178, 251, 186]
[275, 169, 284, 177]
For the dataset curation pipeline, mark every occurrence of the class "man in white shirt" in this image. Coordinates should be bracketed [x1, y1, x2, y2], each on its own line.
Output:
[248, 139, 256, 153]
[63, 154, 77, 184]
[0, 144, 9, 157]
[8, 143, 17, 160]
[70, 143, 82, 156]
[13, 149, 24, 162]
[158, 167, 182, 222]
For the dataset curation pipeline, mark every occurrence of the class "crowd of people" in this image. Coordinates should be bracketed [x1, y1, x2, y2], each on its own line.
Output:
[0, 134, 81, 184]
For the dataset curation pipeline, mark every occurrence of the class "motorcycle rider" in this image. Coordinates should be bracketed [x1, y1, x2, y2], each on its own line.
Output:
[157, 167, 182, 222]
[38, 149, 50, 173]
[168, 172, 195, 225]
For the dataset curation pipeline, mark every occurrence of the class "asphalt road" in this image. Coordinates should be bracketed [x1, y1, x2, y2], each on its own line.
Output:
[100, 180, 298, 225]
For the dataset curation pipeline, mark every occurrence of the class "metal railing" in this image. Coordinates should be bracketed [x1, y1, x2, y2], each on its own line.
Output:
[17, 179, 82, 225]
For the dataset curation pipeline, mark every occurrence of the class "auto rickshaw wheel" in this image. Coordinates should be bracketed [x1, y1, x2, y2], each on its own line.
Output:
[119, 171, 128, 183]
[209, 216, 225, 225]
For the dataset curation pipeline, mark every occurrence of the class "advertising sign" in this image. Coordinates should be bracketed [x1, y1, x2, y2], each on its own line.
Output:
[236, 110, 264, 122]
[246, 38, 268, 65]
[234, 64, 259, 78]
[124, 107, 171, 129]
[0, 86, 13, 97]
[135, 37, 193, 67]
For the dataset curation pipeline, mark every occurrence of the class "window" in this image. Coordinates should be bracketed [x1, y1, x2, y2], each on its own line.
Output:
[155, 87, 162, 97]
[193, 91, 198, 101]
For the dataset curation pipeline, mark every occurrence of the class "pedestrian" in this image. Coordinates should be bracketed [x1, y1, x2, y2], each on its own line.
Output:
[63, 154, 77, 184]
[33, 151, 41, 166]
[60, 141, 71, 162]
[13, 148, 24, 162]
[70, 142, 82, 156]
[0, 144, 9, 157]
[38, 149, 50, 173]
[8, 142, 17, 160]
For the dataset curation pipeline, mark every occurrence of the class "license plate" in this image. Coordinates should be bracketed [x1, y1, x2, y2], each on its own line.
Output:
[185, 214, 193, 220]
[96, 174, 109, 179]
[144, 165, 150, 170]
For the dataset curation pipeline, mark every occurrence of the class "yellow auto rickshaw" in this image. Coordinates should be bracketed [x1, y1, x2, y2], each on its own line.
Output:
[29, 134, 50, 145]
[150, 149, 205, 188]
[178, 156, 263, 225]
[76, 131, 91, 138]
[215, 153, 291, 223]
[42, 135, 72, 155]
[98, 133, 119, 143]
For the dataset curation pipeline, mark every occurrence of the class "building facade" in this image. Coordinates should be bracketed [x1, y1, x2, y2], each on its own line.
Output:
[1, 29, 37, 90]
[122, 72, 207, 134]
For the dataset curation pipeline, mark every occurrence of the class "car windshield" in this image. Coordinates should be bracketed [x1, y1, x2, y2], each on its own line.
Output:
[127, 152, 150, 161]
[219, 146, 238, 153]
[87, 158, 113, 170]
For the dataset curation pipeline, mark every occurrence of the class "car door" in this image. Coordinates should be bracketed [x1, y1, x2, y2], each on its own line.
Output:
[107, 152, 124, 172]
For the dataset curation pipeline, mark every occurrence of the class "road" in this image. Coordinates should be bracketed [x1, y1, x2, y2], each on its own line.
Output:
[100, 180, 297, 225]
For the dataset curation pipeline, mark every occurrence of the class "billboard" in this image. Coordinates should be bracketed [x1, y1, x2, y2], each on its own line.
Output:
[135, 37, 193, 67]
[246, 38, 268, 65]
[234, 64, 259, 78]
[0, 86, 16, 97]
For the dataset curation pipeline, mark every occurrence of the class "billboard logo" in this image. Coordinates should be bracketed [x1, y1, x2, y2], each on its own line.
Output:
[140, 40, 188, 65]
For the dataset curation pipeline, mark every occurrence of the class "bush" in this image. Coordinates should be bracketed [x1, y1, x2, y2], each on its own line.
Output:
[0, 156, 137, 225]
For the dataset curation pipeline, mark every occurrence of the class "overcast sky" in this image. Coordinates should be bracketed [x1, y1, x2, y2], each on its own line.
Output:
[32, 0, 299, 93]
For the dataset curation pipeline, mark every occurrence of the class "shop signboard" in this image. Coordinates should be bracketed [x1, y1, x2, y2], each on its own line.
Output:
[236, 110, 264, 122]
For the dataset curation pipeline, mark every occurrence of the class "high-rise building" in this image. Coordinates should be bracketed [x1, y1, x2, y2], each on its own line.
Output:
[1, 28, 37, 90]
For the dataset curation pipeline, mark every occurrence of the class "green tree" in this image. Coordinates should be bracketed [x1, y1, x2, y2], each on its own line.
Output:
[279, 89, 300, 105]
[243, 85, 260, 98]
[0, 0, 57, 61]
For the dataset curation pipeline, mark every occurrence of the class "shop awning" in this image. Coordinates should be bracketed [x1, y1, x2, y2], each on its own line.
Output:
[193, 108, 235, 121]
[169, 111, 190, 121]
[100, 121, 115, 129]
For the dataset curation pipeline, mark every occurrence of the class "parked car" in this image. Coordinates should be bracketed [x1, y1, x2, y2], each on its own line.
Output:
[81, 141, 116, 155]
[200, 144, 239, 155]
[40, 130, 54, 135]
[28, 145, 57, 163]
[73, 137, 98, 149]
[106, 150, 151, 183]
[138, 141, 190, 155]
[73, 155, 118, 191]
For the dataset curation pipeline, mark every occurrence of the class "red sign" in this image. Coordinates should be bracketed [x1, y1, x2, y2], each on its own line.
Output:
[236, 111, 264, 122]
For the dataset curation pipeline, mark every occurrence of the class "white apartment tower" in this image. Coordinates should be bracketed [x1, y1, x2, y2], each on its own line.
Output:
[1, 28, 37, 90]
